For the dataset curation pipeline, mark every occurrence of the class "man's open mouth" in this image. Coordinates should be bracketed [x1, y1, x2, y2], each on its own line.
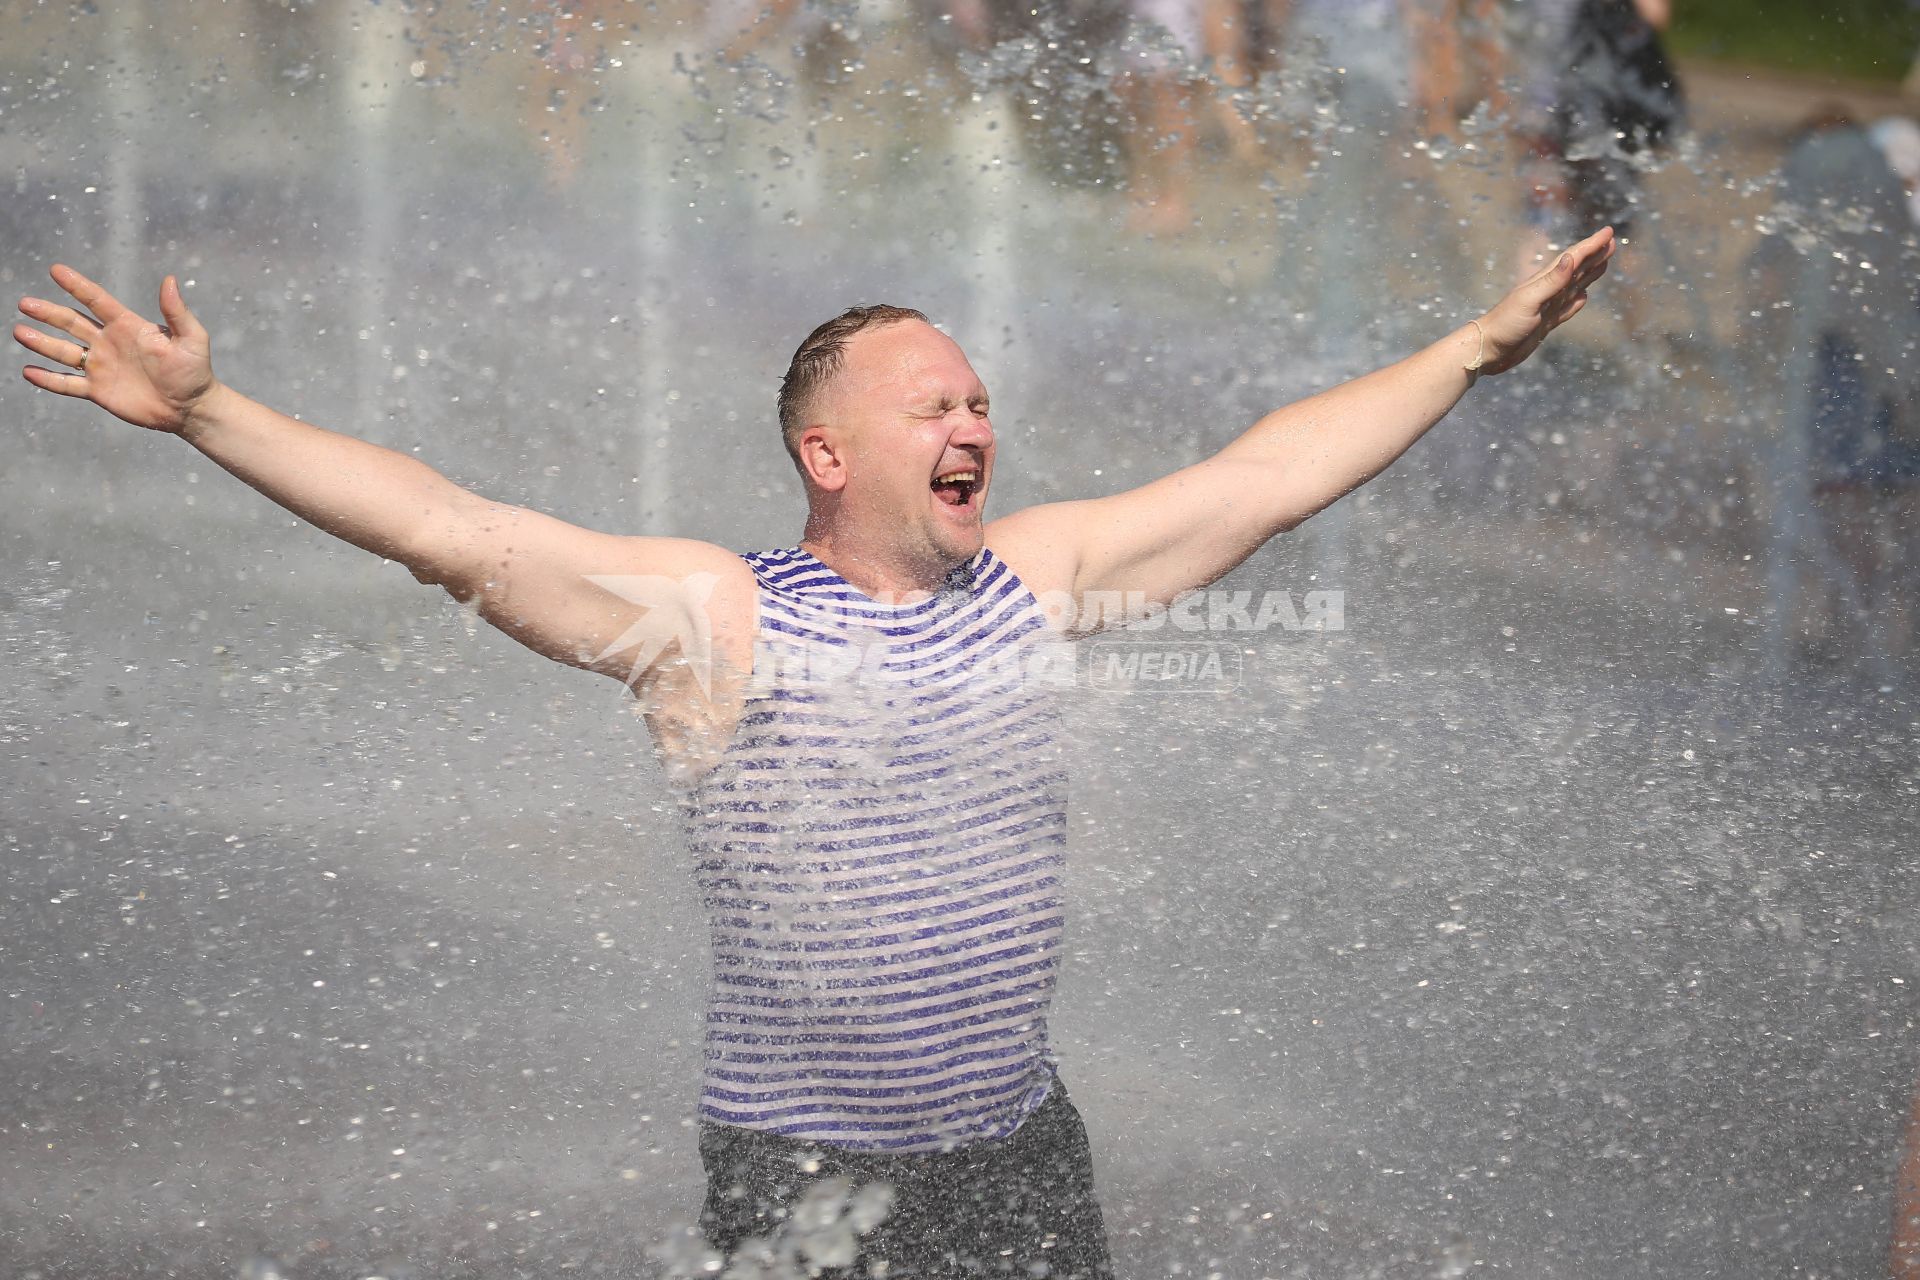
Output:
[931, 469, 980, 508]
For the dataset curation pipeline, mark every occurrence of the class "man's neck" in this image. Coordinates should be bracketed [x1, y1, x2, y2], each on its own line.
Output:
[799, 529, 963, 604]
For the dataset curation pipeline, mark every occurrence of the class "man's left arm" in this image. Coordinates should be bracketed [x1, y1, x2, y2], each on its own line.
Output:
[989, 227, 1614, 624]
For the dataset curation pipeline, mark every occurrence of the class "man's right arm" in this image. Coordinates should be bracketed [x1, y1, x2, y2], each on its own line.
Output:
[17, 264, 746, 688]
[177, 384, 745, 680]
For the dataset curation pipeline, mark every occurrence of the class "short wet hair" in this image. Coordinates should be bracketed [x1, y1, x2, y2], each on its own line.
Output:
[778, 304, 929, 465]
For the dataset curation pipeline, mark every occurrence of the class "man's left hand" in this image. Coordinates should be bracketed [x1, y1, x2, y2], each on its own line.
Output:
[1475, 225, 1617, 377]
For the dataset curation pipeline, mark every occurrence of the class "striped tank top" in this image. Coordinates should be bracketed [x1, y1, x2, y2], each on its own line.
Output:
[682, 545, 1069, 1153]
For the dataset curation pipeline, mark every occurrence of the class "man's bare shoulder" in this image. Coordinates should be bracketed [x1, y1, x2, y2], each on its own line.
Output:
[985, 501, 1090, 600]
[606, 535, 755, 584]
[577, 535, 757, 629]
[418, 497, 752, 595]
[546, 534, 758, 687]
[428, 517, 758, 684]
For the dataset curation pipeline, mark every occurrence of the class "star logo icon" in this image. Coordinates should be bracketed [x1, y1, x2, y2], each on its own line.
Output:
[583, 572, 721, 697]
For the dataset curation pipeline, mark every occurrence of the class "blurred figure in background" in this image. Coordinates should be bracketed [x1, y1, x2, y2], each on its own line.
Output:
[1112, 0, 1270, 234]
[1273, 0, 1499, 348]
[1872, 115, 1920, 226]
[1199, 0, 1270, 163]
[712, 0, 832, 76]
[1745, 107, 1920, 664]
[938, 0, 994, 48]
[1868, 114, 1920, 661]
[713, 0, 805, 58]
[1115, 0, 1207, 234]
[960, 2, 1132, 195]
[521, 0, 623, 187]
[1408, 0, 1507, 140]
[1274, 0, 1418, 357]
[1511, 0, 1682, 345]
[1257, 0, 1505, 142]
[1266, 0, 1433, 579]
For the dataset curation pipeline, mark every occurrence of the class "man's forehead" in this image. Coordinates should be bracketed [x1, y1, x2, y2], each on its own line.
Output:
[842, 320, 982, 394]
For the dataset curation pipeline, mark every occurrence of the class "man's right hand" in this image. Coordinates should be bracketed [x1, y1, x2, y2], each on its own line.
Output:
[16, 264, 217, 434]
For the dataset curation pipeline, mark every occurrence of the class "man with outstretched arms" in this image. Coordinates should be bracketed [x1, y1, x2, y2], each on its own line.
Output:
[14, 227, 1613, 1276]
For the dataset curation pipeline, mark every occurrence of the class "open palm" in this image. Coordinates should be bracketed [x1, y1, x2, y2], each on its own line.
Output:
[15, 264, 216, 433]
[1478, 226, 1617, 377]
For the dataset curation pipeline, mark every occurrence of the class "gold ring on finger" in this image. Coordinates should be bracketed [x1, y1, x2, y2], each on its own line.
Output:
[77, 350, 89, 373]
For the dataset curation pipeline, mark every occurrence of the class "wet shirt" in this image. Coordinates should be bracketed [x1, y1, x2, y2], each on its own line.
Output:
[680, 546, 1070, 1153]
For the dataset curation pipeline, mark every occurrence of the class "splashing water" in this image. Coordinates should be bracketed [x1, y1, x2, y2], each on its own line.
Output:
[3, 4, 1917, 1278]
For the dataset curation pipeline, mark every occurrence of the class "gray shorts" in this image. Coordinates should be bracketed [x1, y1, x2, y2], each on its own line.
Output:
[697, 1078, 1115, 1279]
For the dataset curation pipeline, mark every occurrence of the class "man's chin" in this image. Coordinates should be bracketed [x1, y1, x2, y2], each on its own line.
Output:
[929, 520, 984, 567]
[928, 496, 986, 555]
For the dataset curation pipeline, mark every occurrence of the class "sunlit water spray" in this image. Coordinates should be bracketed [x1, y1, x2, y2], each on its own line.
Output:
[4, 6, 1918, 1279]
[345, 6, 404, 444]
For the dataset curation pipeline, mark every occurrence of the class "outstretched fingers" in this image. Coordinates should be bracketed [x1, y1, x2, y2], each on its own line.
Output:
[1573, 242, 1613, 290]
[1569, 228, 1616, 282]
[21, 364, 93, 398]
[18, 294, 105, 343]
[1552, 292, 1589, 329]
[1548, 267, 1600, 316]
[13, 321, 87, 369]
[1570, 224, 1616, 259]
[48, 263, 131, 327]
[1535, 235, 1611, 317]
[1538, 227, 1612, 284]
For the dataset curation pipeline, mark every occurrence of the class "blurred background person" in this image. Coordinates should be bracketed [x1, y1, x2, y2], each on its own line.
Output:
[1272, 0, 1497, 352]
[520, 0, 625, 188]
[1744, 106, 1920, 663]
[1511, 0, 1683, 347]
[1264, 0, 1443, 579]
[712, 0, 833, 75]
[1868, 113, 1920, 661]
[1110, 0, 1273, 234]
[1872, 114, 1920, 225]
[1115, 0, 1208, 235]
[958, 2, 1132, 198]
[1407, 0, 1508, 140]
[1199, 0, 1270, 164]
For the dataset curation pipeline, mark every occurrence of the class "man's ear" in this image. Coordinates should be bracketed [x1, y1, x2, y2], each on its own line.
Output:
[800, 424, 849, 493]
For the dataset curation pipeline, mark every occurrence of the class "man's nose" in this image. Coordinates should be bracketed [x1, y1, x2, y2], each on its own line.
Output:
[950, 410, 994, 449]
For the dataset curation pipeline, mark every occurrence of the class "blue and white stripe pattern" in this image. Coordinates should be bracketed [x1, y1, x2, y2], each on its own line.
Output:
[682, 545, 1067, 1153]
